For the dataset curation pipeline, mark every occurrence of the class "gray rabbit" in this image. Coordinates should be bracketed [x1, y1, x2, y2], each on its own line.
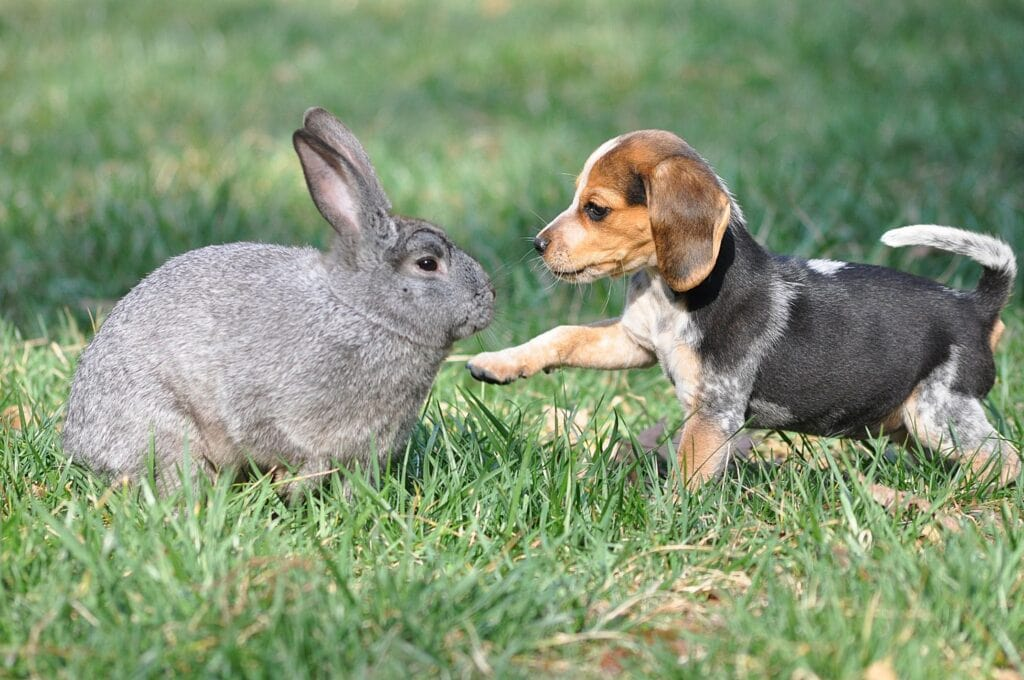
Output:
[63, 107, 494, 500]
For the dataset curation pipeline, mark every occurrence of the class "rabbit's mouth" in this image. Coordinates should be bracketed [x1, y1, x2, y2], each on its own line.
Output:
[454, 300, 494, 339]
[454, 316, 487, 339]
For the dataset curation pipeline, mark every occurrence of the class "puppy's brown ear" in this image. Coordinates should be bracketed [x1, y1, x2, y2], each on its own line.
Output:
[648, 157, 732, 292]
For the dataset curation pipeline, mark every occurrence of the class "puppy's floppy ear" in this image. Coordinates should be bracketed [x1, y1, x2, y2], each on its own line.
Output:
[648, 157, 732, 292]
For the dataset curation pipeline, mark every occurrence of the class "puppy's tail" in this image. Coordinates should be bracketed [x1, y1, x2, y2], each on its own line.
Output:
[881, 224, 1016, 320]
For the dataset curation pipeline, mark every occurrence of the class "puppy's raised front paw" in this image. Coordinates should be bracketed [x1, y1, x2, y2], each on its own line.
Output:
[467, 351, 533, 385]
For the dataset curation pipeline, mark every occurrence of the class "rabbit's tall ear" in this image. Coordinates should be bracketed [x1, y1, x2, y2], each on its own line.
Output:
[648, 156, 732, 292]
[294, 131, 360, 240]
[293, 109, 393, 261]
[302, 107, 391, 214]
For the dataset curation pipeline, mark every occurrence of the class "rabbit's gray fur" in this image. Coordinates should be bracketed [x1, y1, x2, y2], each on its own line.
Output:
[63, 108, 494, 500]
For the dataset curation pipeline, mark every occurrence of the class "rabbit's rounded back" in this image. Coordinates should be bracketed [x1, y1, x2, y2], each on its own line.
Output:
[63, 108, 494, 500]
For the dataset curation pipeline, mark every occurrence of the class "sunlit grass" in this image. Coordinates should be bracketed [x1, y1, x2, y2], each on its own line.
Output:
[3, 0, 1024, 677]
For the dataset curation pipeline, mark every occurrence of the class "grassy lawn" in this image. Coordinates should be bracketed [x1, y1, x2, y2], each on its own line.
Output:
[3, 0, 1024, 676]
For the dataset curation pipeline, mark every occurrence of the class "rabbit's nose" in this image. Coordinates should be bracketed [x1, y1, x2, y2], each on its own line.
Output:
[533, 237, 549, 255]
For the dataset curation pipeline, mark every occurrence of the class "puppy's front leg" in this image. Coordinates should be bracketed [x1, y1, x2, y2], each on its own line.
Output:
[678, 413, 733, 490]
[467, 318, 655, 384]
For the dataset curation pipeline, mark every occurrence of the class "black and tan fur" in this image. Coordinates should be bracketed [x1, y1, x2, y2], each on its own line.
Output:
[467, 130, 1020, 489]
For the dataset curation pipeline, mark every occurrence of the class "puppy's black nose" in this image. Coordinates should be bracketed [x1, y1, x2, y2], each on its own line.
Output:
[533, 237, 549, 255]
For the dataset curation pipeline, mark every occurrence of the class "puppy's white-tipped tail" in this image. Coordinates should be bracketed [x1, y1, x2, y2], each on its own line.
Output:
[881, 225, 1016, 276]
[882, 224, 1016, 319]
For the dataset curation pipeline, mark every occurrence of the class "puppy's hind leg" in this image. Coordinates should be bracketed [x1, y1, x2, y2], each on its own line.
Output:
[901, 390, 1021, 488]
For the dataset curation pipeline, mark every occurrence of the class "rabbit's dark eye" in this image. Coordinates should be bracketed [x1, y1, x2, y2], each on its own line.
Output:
[416, 257, 439, 272]
[583, 202, 610, 222]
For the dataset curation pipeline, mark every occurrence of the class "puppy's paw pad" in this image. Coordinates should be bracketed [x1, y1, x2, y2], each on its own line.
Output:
[466, 352, 528, 384]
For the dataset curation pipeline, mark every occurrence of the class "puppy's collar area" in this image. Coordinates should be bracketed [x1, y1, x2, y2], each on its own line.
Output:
[672, 222, 770, 313]
[671, 228, 736, 309]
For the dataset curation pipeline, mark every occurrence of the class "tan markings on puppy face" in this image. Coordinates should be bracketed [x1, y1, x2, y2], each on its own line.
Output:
[538, 134, 657, 282]
[990, 319, 1006, 352]
[538, 130, 730, 289]
[569, 135, 624, 211]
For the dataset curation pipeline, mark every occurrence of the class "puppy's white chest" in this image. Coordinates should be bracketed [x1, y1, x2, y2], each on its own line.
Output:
[621, 272, 701, 402]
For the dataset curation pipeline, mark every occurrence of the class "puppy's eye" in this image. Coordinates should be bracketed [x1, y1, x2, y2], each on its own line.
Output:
[416, 257, 439, 272]
[584, 202, 610, 222]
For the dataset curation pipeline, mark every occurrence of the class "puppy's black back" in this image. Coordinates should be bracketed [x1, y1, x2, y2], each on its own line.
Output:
[747, 259, 995, 436]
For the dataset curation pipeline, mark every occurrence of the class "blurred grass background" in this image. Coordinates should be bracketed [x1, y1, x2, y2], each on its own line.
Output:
[4, 1, 1024, 677]
[2, 0, 1022, 337]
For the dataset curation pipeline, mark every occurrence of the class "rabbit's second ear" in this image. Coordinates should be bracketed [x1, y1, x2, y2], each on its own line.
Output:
[293, 129, 381, 257]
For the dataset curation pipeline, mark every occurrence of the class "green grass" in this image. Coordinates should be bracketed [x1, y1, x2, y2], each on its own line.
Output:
[3, 0, 1024, 676]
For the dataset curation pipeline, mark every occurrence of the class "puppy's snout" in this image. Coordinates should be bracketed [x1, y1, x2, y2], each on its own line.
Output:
[533, 236, 550, 255]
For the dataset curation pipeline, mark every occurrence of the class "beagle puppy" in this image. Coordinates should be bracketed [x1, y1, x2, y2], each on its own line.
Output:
[468, 130, 1020, 489]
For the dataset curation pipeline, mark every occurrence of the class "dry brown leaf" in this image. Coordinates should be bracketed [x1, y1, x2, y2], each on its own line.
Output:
[748, 431, 804, 462]
[832, 543, 852, 569]
[592, 629, 701, 676]
[669, 569, 753, 597]
[539, 406, 591, 446]
[917, 524, 943, 544]
[863, 658, 898, 680]
[2, 404, 32, 430]
[613, 418, 672, 465]
[791, 670, 822, 680]
[856, 473, 962, 534]
[993, 670, 1024, 680]
[598, 646, 630, 675]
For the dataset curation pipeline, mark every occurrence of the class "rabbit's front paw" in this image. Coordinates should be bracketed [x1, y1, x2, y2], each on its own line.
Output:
[467, 350, 535, 384]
